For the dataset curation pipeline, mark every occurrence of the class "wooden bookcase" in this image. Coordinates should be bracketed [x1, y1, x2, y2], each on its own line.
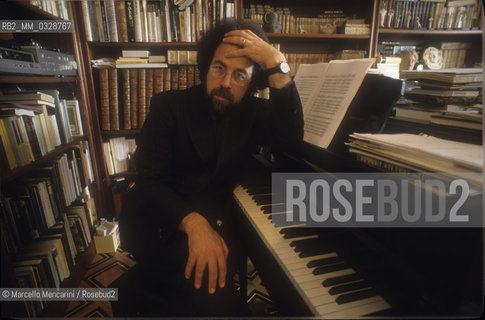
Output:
[74, 0, 481, 219]
[0, 1, 101, 317]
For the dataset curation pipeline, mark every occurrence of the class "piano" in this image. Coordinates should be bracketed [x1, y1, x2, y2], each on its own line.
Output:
[233, 151, 483, 318]
[231, 74, 483, 318]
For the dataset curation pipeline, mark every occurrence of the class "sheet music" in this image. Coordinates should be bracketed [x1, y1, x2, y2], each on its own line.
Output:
[294, 60, 374, 148]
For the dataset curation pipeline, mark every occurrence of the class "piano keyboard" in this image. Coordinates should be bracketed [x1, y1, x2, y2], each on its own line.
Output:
[234, 184, 392, 318]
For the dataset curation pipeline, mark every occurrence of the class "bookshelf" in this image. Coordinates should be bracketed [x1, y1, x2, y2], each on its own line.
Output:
[74, 0, 481, 219]
[0, 1, 103, 317]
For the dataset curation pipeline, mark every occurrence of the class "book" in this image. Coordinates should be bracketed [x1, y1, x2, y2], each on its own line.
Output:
[109, 68, 120, 130]
[138, 69, 146, 128]
[129, 69, 138, 128]
[122, 69, 131, 130]
[430, 113, 482, 130]
[122, 50, 150, 58]
[400, 68, 482, 84]
[293, 59, 375, 148]
[116, 63, 168, 69]
[64, 100, 84, 136]
[99, 68, 110, 130]
[0, 92, 55, 104]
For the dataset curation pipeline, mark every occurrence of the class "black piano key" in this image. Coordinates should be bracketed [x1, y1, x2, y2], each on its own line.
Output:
[322, 273, 362, 288]
[261, 205, 273, 214]
[306, 256, 343, 268]
[280, 227, 319, 239]
[290, 238, 323, 251]
[329, 280, 370, 295]
[267, 214, 272, 220]
[261, 204, 286, 214]
[336, 288, 378, 304]
[252, 194, 273, 205]
[298, 246, 335, 258]
[247, 186, 271, 195]
[312, 262, 350, 275]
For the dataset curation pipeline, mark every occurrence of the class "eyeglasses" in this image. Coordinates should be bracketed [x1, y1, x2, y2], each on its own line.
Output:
[208, 63, 251, 87]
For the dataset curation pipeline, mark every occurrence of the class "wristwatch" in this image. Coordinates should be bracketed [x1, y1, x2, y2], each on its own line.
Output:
[266, 61, 290, 76]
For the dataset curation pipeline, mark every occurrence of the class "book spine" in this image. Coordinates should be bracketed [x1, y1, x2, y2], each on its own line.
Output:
[146, 68, 154, 113]
[116, 0, 129, 42]
[154, 68, 164, 93]
[99, 0, 111, 41]
[99, 68, 110, 130]
[129, 69, 138, 128]
[187, 65, 195, 88]
[125, 0, 136, 42]
[170, 66, 179, 90]
[81, 0, 93, 41]
[163, 67, 171, 91]
[133, 0, 143, 41]
[122, 69, 131, 129]
[108, 68, 119, 130]
[94, 0, 105, 41]
[178, 65, 188, 90]
[0, 120, 17, 169]
[138, 69, 146, 128]
[105, 0, 119, 41]
[22, 116, 42, 160]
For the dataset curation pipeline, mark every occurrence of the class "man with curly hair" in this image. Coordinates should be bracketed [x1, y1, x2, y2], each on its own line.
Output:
[118, 19, 303, 316]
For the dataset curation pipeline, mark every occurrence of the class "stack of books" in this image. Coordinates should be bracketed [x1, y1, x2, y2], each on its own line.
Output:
[394, 68, 482, 130]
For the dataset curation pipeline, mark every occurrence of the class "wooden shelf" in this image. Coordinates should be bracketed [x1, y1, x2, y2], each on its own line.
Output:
[102, 130, 141, 136]
[379, 29, 482, 35]
[1, 135, 87, 184]
[0, 75, 77, 84]
[89, 41, 198, 48]
[266, 33, 371, 39]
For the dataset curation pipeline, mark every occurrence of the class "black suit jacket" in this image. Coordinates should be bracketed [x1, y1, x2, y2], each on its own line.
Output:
[120, 82, 303, 268]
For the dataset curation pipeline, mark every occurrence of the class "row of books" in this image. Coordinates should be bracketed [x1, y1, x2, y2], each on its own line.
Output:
[394, 68, 482, 130]
[244, 4, 369, 35]
[29, 0, 70, 20]
[81, 0, 235, 43]
[3, 193, 95, 316]
[98, 64, 201, 131]
[0, 92, 84, 172]
[1, 146, 96, 252]
[377, 41, 470, 69]
[380, 0, 482, 30]
[103, 137, 137, 175]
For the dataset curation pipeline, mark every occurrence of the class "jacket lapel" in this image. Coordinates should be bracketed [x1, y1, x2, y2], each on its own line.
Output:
[186, 88, 217, 164]
[214, 103, 255, 175]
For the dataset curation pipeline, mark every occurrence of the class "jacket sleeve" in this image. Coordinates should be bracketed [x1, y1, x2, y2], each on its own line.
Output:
[132, 93, 194, 238]
[252, 80, 304, 153]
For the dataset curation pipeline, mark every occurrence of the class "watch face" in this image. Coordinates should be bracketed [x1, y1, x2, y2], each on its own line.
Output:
[280, 62, 290, 74]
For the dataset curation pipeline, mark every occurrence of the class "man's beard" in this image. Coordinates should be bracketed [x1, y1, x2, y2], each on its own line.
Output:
[209, 86, 235, 114]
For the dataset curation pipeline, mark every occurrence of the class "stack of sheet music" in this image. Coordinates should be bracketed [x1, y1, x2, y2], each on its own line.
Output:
[346, 133, 482, 184]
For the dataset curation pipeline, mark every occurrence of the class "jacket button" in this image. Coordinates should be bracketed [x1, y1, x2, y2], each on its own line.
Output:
[216, 219, 223, 227]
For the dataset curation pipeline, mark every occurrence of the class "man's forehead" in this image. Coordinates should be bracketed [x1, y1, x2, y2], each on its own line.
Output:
[212, 43, 253, 68]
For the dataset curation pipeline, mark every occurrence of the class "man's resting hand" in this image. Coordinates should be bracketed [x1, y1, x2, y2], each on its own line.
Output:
[179, 212, 229, 294]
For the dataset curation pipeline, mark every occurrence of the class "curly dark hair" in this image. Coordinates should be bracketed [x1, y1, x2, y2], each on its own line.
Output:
[197, 19, 270, 93]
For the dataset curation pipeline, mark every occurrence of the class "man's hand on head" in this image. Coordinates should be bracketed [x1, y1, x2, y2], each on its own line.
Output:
[179, 212, 229, 294]
[222, 29, 291, 89]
